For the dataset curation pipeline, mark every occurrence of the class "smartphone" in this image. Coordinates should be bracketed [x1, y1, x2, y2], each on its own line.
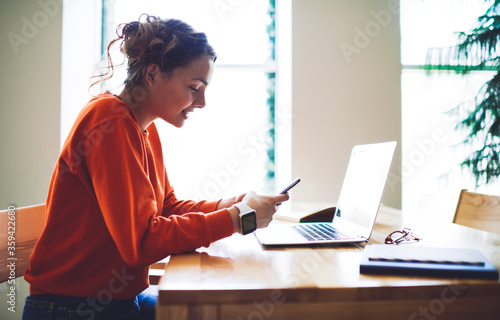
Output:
[279, 177, 301, 194]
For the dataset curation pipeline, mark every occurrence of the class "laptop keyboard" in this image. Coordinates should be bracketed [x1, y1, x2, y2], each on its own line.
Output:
[293, 223, 356, 241]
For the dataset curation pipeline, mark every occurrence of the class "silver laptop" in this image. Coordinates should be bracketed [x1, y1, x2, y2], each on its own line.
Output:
[255, 141, 397, 246]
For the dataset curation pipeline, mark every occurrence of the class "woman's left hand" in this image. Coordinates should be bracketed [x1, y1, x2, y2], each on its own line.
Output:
[217, 193, 246, 210]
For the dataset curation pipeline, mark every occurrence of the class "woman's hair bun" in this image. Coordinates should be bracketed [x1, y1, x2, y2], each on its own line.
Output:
[91, 14, 216, 94]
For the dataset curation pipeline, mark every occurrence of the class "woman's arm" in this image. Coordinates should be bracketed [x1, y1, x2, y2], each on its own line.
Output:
[223, 191, 290, 234]
[216, 193, 247, 210]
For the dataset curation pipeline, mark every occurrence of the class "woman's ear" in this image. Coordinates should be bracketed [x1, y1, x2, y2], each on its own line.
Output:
[145, 64, 159, 87]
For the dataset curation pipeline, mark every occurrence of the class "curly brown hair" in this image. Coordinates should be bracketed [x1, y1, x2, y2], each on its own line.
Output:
[92, 14, 217, 99]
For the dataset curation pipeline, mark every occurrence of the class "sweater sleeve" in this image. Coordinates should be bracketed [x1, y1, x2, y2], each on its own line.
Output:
[85, 116, 233, 267]
[161, 173, 222, 217]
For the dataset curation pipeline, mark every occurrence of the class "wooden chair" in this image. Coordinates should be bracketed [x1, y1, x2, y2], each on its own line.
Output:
[0, 204, 165, 284]
[453, 189, 500, 235]
[0, 204, 46, 283]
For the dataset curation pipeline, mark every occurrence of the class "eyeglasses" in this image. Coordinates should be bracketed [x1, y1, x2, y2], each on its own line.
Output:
[384, 228, 422, 244]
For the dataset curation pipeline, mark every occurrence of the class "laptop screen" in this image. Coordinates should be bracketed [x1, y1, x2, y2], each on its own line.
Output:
[333, 141, 396, 238]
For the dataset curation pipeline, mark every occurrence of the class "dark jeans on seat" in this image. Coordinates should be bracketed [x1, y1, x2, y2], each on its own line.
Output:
[22, 290, 156, 320]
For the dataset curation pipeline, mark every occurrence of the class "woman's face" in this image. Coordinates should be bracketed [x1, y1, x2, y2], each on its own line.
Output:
[148, 56, 215, 128]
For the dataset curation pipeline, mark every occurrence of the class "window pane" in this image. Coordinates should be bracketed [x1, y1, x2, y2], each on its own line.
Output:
[401, 1, 498, 221]
[106, 0, 272, 65]
[402, 70, 495, 222]
[102, 0, 275, 200]
[400, 0, 490, 66]
[157, 69, 273, 199]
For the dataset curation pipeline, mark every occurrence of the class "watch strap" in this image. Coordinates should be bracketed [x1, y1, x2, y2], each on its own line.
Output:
[234, 202, 255, 216]
[234, 202, 257, 235]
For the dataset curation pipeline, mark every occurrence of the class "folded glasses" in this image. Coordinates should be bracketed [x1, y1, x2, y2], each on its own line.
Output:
[384, 228, 422, 244]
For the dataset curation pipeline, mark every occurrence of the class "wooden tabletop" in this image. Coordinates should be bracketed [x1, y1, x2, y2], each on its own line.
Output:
[156, 206, 500, 320]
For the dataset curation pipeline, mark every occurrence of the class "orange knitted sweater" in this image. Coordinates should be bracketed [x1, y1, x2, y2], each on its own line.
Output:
[24, 93, 233, 299]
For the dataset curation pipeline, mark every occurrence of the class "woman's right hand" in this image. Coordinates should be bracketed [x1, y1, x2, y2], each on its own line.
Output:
[228, 191, 290, 234]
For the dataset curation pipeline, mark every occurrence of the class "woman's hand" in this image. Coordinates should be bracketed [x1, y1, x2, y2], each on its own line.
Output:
[227, 191, 290, 234]
[242, 191, 289, 229]
[217, 193, 246, 210]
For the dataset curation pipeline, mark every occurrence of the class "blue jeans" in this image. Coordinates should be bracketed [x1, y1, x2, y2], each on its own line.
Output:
[22, 291, 156, 320]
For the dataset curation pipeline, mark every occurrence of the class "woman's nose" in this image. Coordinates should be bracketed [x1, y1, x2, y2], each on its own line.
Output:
[194, 93, 206, 108]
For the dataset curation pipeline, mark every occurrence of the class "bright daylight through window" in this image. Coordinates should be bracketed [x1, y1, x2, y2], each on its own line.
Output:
[98, 0, 276, 201]
[401, 0, 496, 222]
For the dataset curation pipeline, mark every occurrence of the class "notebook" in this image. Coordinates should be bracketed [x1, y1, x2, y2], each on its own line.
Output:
[360, 245, 499, 279]
[255, 141, 397, 246]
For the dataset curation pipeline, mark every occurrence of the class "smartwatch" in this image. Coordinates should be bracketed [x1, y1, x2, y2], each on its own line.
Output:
[234, 202, 257, 235]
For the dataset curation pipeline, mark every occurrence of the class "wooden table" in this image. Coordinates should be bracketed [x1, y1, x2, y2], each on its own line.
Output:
[156, 206, 500, 320]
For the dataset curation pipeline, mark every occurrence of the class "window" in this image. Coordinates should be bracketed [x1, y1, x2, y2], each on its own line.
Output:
[99, 0, 276, 200]
[401, 0, 496, 222]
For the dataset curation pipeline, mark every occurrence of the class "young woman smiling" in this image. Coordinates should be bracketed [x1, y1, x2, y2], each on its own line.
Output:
[22, 15, 289, 320]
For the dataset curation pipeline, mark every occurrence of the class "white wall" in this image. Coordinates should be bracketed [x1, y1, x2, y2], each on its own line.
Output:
[290, 0, 402, 209]
[0, 1, 62, 318]
[0, 0, 62, 210]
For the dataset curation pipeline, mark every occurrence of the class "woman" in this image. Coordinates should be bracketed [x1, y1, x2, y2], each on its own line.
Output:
[22, 15, 289, 320]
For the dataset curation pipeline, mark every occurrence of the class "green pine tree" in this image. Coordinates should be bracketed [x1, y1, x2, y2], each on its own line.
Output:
[426, 0, 500, 186]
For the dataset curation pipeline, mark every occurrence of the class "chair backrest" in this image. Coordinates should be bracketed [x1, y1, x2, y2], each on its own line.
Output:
[0, 204, 46, 283]
[453, 189, 500, 235]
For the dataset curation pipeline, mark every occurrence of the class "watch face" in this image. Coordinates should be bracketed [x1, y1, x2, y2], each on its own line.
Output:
[241, 211, 257, 235]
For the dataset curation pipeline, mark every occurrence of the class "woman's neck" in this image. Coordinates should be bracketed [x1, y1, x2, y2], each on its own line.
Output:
[118, 87, 153, 131]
